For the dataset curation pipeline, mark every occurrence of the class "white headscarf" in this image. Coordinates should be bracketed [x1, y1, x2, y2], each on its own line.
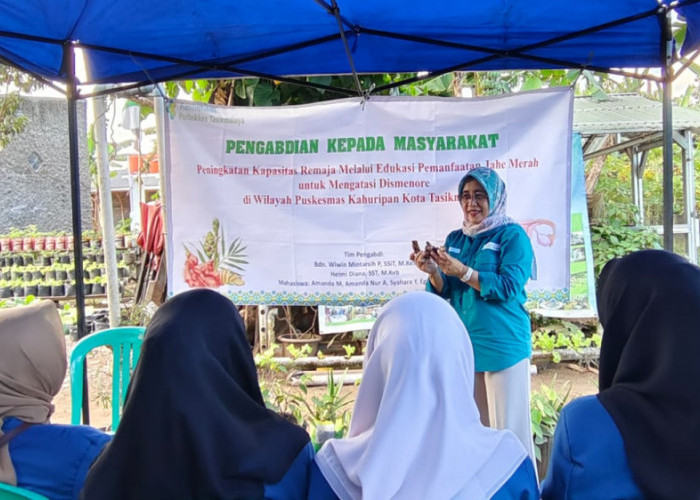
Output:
[315, 291, 527, 499]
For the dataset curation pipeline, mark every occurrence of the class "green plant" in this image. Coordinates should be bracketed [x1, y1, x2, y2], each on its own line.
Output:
[342, 344, 356, 358]
[591, 222, 662, 276]
[308, 369, 354, 427]
[120, 301, 148, 326]
[531, 380, 571, 462]
[351, 330, 368, 342]
[532, 318, 594, 364]
[58, 303, 76, 330]
[286, 343, 313, 360]
[116, 218, 132, 235]
[255, 344, 306, 426]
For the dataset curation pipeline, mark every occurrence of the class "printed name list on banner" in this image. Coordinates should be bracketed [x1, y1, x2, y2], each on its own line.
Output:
[164, 89, 572, 305]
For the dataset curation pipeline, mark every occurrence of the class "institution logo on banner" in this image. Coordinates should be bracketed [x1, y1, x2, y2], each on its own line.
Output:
[164, 89, 572, 305]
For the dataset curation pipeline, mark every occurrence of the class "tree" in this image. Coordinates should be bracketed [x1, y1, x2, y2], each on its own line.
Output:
[0, 64, 43, 150]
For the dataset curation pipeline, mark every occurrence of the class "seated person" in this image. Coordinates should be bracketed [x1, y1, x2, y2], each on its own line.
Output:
[82, 288, 313, 500]
[541, 250, 700, 499]
[310, 291, 538, 499]
[0, 300, 111, 500]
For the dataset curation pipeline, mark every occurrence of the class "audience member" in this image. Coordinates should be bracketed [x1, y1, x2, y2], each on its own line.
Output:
[0, 300, 111, 500]
[82, 289, 313, 500]
[542, 250, 700, 499]
[310, 291, 538, 499]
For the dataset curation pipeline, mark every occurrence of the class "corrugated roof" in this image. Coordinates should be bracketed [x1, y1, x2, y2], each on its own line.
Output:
[574, 93, 700, 135]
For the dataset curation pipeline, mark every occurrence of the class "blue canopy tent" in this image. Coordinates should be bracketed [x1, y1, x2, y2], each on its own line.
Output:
[1, 0, 700, 346]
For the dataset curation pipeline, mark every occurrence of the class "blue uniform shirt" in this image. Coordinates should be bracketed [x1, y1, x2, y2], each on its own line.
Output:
[2, 417, 111, 500]
[308, 455, 539, 499]
[264, 441, 314, 500]
[427, 223, 533, 372]
[541, 395, 644, 499]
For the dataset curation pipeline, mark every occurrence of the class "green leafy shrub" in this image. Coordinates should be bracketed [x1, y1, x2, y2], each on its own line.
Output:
[531, 380, 571, 462]
[591, 222, 662, 275]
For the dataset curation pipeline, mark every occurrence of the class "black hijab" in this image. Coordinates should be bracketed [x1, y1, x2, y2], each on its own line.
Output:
[82, 289, 309, 500]
[597, 250, 700, 499]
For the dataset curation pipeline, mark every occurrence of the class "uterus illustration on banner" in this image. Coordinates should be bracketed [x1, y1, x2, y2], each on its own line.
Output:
[165, 88, 572, 305]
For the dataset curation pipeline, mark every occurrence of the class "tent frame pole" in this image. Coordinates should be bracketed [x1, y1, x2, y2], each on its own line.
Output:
[662, 8, 674, 251]
[64, 42, 90, 424]
[328, 0, 363, 97]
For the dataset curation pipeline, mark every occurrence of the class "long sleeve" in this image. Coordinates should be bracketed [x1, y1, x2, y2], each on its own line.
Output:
[540, 396, 644, 500]
[540, 410, 574, 500]
[478, 227, 532, 302]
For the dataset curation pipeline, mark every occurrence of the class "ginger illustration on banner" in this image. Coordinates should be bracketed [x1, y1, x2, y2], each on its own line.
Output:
[183, 218, 247, 288]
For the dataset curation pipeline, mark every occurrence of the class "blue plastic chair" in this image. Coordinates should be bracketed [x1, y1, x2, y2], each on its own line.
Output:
[0, 483, 48, 500]
[70, 326, 146, 431]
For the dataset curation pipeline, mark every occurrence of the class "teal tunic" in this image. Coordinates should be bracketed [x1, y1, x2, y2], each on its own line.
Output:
[427, 223, 533, 372]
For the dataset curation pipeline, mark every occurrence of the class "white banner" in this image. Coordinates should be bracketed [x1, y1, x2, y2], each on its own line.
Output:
[165, 89, 572, 305]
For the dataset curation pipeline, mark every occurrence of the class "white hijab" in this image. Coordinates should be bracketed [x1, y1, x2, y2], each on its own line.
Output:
[315, 291, 527, 499]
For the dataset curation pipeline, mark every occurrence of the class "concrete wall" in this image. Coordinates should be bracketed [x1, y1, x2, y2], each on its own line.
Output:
[0, 96, 91, 233]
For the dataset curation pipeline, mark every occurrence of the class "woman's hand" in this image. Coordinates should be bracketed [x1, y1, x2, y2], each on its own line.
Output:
[434, 248, 467, 277]
[410, 250, 438, 275]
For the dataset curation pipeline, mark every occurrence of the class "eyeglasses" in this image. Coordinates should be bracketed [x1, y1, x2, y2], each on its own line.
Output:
[459, 191, 488, 204]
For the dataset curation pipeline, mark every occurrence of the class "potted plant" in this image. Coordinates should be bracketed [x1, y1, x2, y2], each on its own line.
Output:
[49, 280, 65, 297]
[22, 225, 39, 251]
[38, 251, 52, 267]
[12, 279, 24, 297]
[44, 233, 56, 251]
[58, 303, 77, 333]
[308, 370, 354, 449]
[55, 264, 68, 281]
[55, 231, 67, 251]
[33, 231, 46, 251]
[81, 229, 93, 248]
[37, 280, 51, 297]
[45, 267, 57, 280]
[91, 277, 106, 294]
[31, 266, 43, 280]
[8, 227, 24, 252]
[531, 380, 571, 480]
[117, 263, 129, 278]
[23, 280, 39, 298]
[276, 305, 322, 357]
[114, 218, 131, 248]
[0, 234, 10, 252]
[0, 280, 11, 298]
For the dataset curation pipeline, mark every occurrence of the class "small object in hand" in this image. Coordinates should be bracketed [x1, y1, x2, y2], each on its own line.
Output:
[411, 240, 421, 254]
[425, 241, 440, 259]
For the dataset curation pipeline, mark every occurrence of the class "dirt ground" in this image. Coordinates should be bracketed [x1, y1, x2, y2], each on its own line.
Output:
[52, 338, 598, 429]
